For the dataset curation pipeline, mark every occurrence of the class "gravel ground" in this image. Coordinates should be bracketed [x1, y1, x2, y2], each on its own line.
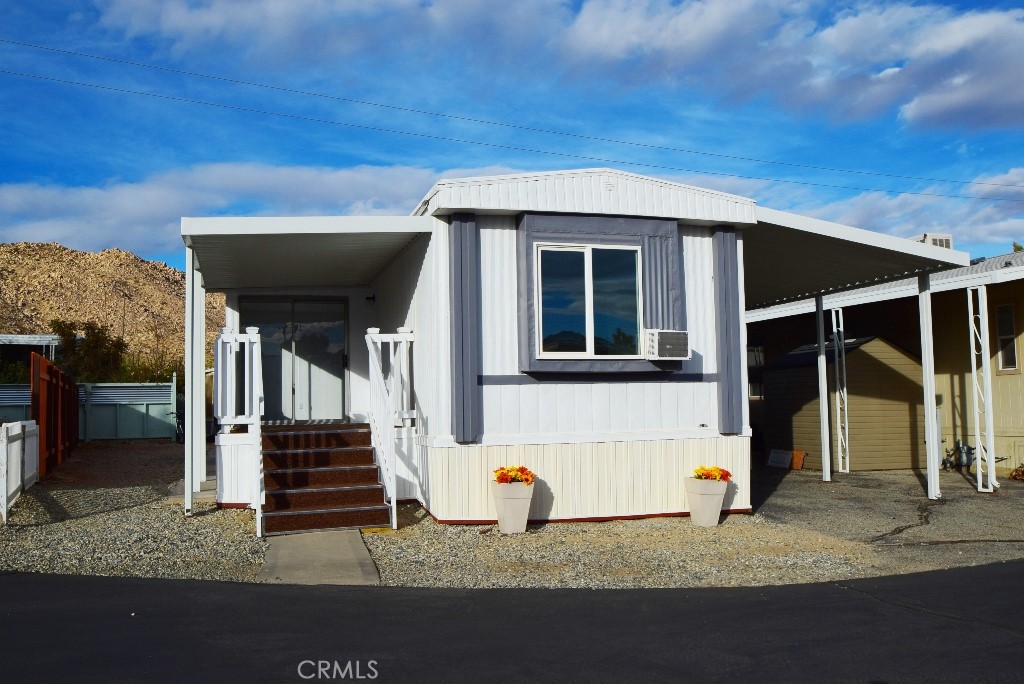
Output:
[0, 441, 267, 582]
[5, 442, 1022, 589]
[363, 465, 1024, 589]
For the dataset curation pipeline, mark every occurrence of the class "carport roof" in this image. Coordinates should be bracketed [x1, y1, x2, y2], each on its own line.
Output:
[744, 207, 969, 309]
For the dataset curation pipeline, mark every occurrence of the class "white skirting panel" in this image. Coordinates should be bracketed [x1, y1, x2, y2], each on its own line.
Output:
[422, 436, 749, 522]
[395, 427, 424, 502]
[216, 432, 261, 507]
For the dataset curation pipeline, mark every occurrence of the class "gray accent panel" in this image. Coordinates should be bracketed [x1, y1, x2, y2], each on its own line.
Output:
[713, 227, 743, 435]
[517, 212, 683, 374]
[642, 234, 680, 330]
[450, 213, 481, 443]
[519, 212, 678, 238]
[480, 373, 708, 385]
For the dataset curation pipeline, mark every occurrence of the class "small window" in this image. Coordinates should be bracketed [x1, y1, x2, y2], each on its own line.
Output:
[747, 345, 765, 399]
[996, 304, 1017, 370]
[536, 244, 642, 359]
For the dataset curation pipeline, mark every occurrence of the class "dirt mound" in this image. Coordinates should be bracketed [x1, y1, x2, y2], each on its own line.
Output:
[0, 242, 223, 361]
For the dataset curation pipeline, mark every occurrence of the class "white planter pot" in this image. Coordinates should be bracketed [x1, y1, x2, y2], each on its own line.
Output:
[684, 478, 728, 527]
[491, 482, 534, 534]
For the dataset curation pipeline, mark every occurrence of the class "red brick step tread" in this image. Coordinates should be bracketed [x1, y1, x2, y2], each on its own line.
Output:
[262, 428, 371, 450]
[264, 485, 386, 512]
[264, 466, 380, 490]
[263, 447, 375, 470]
[262, 506, 391, 534]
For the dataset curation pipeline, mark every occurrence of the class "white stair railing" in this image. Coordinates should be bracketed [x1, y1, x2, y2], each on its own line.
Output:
[365, 327, 414, 530]
[213, 327, 266, 534]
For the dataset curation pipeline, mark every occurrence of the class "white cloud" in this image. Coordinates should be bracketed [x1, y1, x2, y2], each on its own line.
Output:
[802, 168, 1024, 252]
[0, 162, 520, 256]
[92, 0, 1024, 129]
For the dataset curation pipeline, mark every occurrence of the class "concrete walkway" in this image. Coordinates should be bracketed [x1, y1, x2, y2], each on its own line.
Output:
[257, 529, 380, 585]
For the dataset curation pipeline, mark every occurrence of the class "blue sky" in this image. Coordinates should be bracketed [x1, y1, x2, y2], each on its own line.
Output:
[1, 0, 1022, 271]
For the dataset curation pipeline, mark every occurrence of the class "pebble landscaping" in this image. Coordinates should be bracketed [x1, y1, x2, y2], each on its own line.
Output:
[3, 443, 1023, 589]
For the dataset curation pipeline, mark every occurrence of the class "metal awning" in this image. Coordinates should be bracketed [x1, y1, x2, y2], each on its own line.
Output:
[744, 207, 969, 310]
[181, 216, 434, 290]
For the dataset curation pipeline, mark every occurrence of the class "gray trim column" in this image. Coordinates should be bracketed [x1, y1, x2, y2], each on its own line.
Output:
[713, 227, 743, 435]
[449, 214, 481, 443]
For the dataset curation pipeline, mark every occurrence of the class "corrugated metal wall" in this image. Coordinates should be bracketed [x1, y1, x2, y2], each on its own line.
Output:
[80, 383, 176, 440]
[0, 383, 175, 440]
[0, 385, 31, 423]
[422, 436, 750, 521]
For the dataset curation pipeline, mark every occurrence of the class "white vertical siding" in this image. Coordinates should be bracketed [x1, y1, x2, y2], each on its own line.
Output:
[679, 226, 718, 376]
[479, 382, 719, 437]
[736, 232, 751, 432]
[421, 436, 750, 521]
[475, 222, 722, 439]
[478, 215, 519, 375]
[370, 218, 452, 440]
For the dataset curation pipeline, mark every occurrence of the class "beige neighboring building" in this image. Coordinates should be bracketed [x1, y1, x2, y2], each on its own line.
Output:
[748, 251, 1024, 475]
[761, 337, 924, 470]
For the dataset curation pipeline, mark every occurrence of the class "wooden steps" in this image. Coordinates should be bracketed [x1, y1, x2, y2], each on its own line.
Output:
[260, 423, 390, 535]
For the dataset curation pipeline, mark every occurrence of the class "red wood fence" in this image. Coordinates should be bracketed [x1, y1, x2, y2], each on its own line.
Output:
[30, 353, 78, 476]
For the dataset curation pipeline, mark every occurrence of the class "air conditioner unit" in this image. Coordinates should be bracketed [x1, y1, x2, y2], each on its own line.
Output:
[645, 329, 690, 360]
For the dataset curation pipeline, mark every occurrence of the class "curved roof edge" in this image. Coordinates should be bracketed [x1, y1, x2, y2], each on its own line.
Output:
[413, 168, 757, 224]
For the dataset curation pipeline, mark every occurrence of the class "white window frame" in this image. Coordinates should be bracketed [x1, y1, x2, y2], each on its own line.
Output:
[996, 303, 1018, 371]
[534, 242, 644, 360]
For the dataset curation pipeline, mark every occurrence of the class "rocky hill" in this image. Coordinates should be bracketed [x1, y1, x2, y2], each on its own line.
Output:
[0, 242, 224, 362]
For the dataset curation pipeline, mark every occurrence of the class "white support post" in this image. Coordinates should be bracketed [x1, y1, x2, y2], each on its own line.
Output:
[183, 244, 207, 515]
[816, 295, 832, 482]
[831, 308, 850, 473]
[919, 275, 941, 499]
[967, 286, 999, 492]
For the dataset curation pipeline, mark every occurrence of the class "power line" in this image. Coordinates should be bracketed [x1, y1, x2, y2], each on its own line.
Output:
[1, 67, 1022, 203]
[2, 36, 1022, 191]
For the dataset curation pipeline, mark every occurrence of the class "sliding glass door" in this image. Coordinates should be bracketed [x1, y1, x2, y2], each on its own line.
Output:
[239, 297, 348, 421]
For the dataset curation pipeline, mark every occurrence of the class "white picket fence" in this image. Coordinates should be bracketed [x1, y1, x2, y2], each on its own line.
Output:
[0, 420, 39, 524]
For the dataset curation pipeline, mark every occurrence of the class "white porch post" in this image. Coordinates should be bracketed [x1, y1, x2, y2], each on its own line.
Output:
[919, 274, 940, 499]
[816, 295, 832, 482]
[184, 243, 207, 514]
[968, 286, 999, 492]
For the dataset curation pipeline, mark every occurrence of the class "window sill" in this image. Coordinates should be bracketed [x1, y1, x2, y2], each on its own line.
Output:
[522, 358, 680, 373]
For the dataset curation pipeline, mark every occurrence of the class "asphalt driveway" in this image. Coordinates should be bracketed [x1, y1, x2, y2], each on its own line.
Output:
[1, 562, 1022, 683]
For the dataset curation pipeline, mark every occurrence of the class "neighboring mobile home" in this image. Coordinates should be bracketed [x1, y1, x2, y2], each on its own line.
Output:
[761, 337, 925, 471]
[749, 251, 1024, 482]
[181, 169, 966, 534]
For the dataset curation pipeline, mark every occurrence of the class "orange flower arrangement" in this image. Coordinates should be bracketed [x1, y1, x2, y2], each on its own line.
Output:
[493, 465, 535, 485]
[692, 466, 732, 482]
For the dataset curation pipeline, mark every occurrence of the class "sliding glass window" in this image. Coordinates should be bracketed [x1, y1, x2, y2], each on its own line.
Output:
[537, 244, 642, 359]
